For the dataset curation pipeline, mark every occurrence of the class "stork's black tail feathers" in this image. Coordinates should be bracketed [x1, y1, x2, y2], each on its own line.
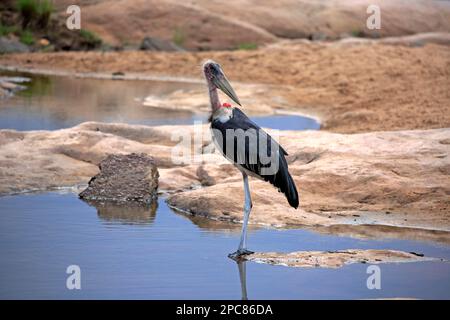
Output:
[275, 155, 299, 209]
[261, 150, 299, 209]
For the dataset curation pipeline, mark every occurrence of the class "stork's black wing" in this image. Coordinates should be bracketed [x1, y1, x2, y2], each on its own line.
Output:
[211, 108, 299, 208]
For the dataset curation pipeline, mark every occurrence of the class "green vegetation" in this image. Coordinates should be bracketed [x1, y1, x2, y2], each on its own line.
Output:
[2, 1, 102, 51]
[172, 28, 185, 47]
[16, 0, 54, 29]
[80, 29, 102, 45]
[19, 29, 35, 45]
[237, 42, 258, 50]
[0, 23, 18, 36]
[36, 0, 54, 28]
[16, 0, 38, 29]
[351, 29, 365, 38]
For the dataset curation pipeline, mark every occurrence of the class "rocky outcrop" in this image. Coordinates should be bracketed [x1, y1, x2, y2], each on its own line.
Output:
[243, 250, 439, 268]
[167, 128, 450, 233]
[79, 153, 158, 204]
[53, 0, 450, 50]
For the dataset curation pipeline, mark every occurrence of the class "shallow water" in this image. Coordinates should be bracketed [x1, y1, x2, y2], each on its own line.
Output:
[0, 72, 319, 131]
[0, 193, 449, 299]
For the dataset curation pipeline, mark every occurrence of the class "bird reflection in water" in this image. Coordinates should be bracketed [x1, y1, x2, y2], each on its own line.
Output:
[232, 259, 249, 300]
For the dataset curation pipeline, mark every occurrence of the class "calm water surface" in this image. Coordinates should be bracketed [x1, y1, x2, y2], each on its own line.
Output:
[0, 72, 319, 131]
[0, 193, 449, 300]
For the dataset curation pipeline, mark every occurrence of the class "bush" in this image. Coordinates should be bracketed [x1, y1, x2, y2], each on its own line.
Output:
[19, 29, 35, 45]
[16, 0, 54, 29]
[0, 23, 18, 36]
[36, 0, 54, 29]
[79, 29, 102, 47]
[16, 0, 38, 29]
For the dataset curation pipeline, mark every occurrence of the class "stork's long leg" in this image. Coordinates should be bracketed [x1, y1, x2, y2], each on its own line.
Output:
[236, 172, 254, 254]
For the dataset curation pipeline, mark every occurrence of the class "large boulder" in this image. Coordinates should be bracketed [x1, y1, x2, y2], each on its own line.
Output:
[79, 153, 159, 204]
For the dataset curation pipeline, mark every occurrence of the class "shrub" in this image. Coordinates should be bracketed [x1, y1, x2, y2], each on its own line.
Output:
[79, 29, 102, 48]
[36, 0, 54, 29]
[16, 0, 54, 29]
[0, 23, 18, 36]
[16, 0, 38, 29]
[19, 29, 35, 45]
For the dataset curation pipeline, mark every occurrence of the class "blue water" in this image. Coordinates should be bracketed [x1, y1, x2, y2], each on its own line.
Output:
[0, 193, 449, 299]
[252, 114, 320, 131]
[0, 72, 319, 131]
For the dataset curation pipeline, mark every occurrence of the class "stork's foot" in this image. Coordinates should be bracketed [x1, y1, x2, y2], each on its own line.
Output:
[228, 249, 254, 260]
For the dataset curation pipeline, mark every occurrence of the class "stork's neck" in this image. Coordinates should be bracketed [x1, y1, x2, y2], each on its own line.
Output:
[207, 80, 221, 113]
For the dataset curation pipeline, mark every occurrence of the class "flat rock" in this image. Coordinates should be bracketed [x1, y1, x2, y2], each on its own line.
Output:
[79, 153, 158, 204]
[244, 249, 438, 268]
[167, 128, 450, 233]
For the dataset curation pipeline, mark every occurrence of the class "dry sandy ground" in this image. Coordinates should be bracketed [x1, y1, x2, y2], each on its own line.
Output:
[0, 122, 449, 244]
[52, 0, 450, 49]
[1, 41, 449, 133]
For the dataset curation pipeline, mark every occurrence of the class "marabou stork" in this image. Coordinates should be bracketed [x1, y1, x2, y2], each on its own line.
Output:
[203, 60, 299, 258]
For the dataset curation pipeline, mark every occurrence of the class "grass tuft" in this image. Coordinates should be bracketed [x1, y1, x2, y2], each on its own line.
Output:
[172, 28, 185, 47]
[19, 29, 35, 45]
[237, 42, 258, 50]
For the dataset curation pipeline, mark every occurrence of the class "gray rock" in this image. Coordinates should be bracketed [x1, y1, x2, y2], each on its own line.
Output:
[139, 36, 183, 52]
[0, 37, 30, 54]
[0, 76, 29, 98]
[79, 153, 159, 204]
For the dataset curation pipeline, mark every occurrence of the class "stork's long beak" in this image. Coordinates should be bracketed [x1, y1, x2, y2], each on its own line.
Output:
[213, 73, 241, 106]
